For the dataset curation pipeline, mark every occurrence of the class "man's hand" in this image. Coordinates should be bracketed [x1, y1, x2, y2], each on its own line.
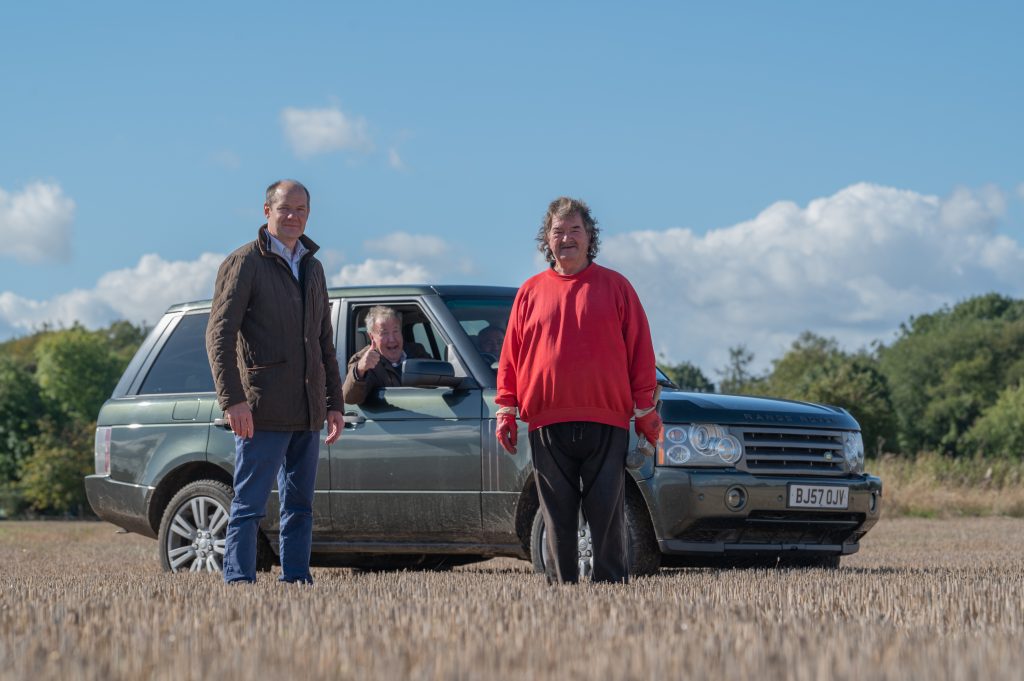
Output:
[225, 402, 254, 439]
[635, 410, 663, 446]
[325, 410, 344, 445]
[356, 341, 382, 377]
[496, 411, 518, 455]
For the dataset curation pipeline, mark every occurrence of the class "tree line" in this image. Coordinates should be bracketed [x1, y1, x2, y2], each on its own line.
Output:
[0, 322, 146, 517]
[1, 292, 1021, 516]
[660, 292, 1024, 461]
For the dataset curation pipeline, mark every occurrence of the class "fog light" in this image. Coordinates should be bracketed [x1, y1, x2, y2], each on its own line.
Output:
[725, 486, 747, 511]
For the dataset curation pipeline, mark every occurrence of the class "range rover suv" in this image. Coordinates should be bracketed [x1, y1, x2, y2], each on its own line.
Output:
[86, 285, 882, 575]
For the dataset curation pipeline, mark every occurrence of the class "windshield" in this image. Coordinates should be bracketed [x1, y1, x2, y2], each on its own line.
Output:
[443, 296, 514, 370]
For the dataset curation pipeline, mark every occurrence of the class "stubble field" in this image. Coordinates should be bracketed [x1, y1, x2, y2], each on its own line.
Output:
[1, 517, 1022, 681]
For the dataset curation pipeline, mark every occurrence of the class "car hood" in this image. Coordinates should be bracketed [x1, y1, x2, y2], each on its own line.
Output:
[659, 390, 860, 430]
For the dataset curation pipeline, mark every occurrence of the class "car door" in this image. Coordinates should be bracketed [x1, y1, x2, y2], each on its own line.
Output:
[111, 312, 221, 495]
[160, 311, 335, 540]
[206, 414, 334, 540]
[328, 298, 483, 543]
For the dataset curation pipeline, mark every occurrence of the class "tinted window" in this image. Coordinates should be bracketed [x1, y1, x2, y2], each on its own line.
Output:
[444, 297, 513, 334]
[443, 297, 513, 368]
[139, 313, 215, 394]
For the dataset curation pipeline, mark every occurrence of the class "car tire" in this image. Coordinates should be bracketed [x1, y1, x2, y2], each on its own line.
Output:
[528, 509, 546, 576]
[158, 480, 275, 574]
[529, 492, 661, 579]
[624, 491, 661, 577]
[530, 508, 589, 580]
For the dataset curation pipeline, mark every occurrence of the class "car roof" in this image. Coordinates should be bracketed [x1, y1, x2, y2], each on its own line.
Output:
[165, 284, 518, 314]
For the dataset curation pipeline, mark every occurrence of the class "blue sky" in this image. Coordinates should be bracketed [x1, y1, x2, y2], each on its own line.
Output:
[2, 1, 1022, 376]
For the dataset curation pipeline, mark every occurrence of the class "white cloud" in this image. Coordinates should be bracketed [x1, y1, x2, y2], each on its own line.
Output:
[329, 229, 477, 284]
[91, 253, 224, 323]
[330, 259, 433, 286]
[0, 182, 75, 263]
[0, 235, 473, 339]
[0, 253, 222, 337]
[388, 147, 405, 171]
[328, 232, 476, 286]
[282, 106, 373, 158]
[600, 182, 1024, 378]
[364, 232, 449, 260]
[6, 182, 1020, 382]
[316, 248, 347, 273]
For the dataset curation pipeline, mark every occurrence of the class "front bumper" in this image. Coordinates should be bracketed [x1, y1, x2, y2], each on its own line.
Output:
[639, 468, 882, 557]
[85, 475, 157, 538]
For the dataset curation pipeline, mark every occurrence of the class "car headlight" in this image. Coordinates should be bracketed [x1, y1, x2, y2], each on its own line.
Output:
[843, 431, 865, 474]
[659, 424, 744, 467]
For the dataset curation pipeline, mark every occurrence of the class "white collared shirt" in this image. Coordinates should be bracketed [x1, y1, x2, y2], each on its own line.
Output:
[266, 231, 308, 280]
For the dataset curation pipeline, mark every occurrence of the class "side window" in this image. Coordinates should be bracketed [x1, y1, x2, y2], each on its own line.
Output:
[139, 313, 215, 394]
[410, 319, 445, 359]
[350, 304, 445, 362]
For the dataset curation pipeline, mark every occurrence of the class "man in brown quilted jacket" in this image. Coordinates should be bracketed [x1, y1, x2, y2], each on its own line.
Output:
[206, 179, 344, 584]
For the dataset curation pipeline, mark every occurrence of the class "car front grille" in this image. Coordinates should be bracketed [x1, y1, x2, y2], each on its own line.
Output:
[736, 426, 848, 476]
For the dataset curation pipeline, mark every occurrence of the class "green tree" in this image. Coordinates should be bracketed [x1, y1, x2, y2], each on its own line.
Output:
[961, 383, 1024, 458]
[717, 345, 763, 395]
[658, 359, 714, 392]
[0, 323, 54, 367]
[100, 320, 148, 366]
[0, 321, 146, 516]
[761, 332, 897, 456]
[34, 326, 123, 421]
[0, 358, 49, 482]
[878, 293, 1024, 455]
[19, 418, 95, 515]
[762, 332, 839, 394]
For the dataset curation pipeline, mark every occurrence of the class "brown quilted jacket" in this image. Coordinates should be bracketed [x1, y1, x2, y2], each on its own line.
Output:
[206, 226, 343, 431]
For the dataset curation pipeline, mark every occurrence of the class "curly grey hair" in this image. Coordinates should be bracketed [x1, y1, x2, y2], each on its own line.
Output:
[536, 196, 600, 265]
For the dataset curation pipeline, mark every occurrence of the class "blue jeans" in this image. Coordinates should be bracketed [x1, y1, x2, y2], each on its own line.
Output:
[222, 430, 319, 584]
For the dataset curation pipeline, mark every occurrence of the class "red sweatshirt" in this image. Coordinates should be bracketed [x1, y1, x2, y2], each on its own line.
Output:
[496, 263, 657, 431]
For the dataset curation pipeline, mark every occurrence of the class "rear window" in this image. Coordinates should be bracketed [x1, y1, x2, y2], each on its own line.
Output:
[139, 313, 215, 394]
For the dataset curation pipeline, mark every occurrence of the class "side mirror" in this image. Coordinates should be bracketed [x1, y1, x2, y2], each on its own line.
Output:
[401, 359, 463, 388]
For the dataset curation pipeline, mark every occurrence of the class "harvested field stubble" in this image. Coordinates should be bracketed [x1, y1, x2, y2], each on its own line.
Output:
[1, 518, 1023, 681]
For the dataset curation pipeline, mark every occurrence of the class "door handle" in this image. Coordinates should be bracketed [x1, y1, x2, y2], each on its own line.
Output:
[212, 417, 232, 430]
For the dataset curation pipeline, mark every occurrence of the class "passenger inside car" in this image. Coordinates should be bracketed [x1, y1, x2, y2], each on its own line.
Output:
[351, 305, 439, 361]
[472, 325, 505, 364]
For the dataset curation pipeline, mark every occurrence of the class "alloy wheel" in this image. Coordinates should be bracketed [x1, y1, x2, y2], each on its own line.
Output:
[540, 510, 593, 579]
[165, 495, 229, 572]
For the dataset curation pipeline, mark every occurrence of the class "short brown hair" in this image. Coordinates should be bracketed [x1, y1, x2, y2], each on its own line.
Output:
[536, 196, 600, 265]
[265, 179, 311, 208]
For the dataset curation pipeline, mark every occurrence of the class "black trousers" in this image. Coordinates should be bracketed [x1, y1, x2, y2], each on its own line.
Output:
[529, 422, 629, 584]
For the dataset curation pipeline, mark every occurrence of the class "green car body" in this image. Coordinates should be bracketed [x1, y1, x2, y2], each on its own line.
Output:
[86, 284, 882, 574]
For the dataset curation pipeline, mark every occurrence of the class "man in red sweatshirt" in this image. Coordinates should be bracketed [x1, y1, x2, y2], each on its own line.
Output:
[495, 196, 663, 584]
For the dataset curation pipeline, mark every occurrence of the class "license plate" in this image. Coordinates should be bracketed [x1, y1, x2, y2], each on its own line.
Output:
[788, 484, 849, 509]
